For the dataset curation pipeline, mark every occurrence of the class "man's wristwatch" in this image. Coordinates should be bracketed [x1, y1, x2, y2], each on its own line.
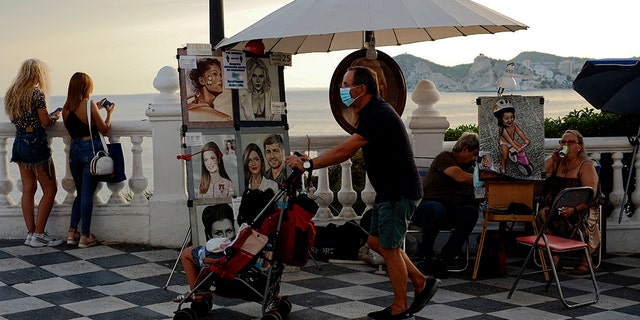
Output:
[303, 159, 313, 173]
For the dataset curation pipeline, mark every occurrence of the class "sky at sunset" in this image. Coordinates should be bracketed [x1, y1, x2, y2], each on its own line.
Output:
[1, 0, 638, 95]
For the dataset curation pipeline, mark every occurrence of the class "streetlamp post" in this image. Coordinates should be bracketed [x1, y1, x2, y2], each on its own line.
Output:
[210, 0, 224, 46]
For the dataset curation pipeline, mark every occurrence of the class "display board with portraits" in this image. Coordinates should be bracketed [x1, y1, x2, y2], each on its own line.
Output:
[477, 96, 545, 181]
[177, 47, 287, 129]
[177, 45, 292, 244]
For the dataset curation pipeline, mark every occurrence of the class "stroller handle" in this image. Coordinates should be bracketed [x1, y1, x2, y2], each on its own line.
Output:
[281, 168, 304, 190]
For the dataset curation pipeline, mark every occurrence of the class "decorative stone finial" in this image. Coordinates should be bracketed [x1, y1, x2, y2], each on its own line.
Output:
[152, 66, 180, 105]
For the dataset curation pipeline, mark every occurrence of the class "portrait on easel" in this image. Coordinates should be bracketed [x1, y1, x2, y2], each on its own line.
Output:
[477, 96, 545, 180]
[237, 129, 290, 195]
[177, 47, 234, 128]
[192, 202, 238, 247]
[237, 56, 286, 125]
[185, 132, 240, 200]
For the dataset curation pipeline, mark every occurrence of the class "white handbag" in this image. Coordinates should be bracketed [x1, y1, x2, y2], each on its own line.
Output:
[87, 101, 114, 176]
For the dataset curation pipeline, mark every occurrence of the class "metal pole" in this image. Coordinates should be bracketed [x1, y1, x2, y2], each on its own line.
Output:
[210, 0, 224, 46]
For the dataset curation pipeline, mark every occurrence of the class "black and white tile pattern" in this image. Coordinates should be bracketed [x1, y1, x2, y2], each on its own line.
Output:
[0, 239, 639, 320]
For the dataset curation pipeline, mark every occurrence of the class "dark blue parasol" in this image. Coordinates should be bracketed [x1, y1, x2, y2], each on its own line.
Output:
[573, 59, 640, 114]
[573, 58, 640, 223]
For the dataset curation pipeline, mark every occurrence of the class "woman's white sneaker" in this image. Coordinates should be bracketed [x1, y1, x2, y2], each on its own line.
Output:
[24, 232, 33, 245]
[29, 232, 63, 247]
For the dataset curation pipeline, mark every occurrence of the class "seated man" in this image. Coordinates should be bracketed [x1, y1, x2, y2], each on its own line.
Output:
[413, 132, 480, 278]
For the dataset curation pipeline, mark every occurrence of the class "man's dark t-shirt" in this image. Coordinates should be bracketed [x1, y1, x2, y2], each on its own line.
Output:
[422, 151, 475, 208]
[355, 95, 422, 203]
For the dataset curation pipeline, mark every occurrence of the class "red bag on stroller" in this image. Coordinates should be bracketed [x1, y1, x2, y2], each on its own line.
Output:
[254, 194, 317, 267]
[257, 194, 315, 267]
[211, 224, 268, 281]
[277, 202, 316, 266]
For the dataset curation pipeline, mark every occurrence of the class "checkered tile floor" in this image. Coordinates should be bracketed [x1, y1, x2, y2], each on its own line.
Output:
[0, 238, 639, 320]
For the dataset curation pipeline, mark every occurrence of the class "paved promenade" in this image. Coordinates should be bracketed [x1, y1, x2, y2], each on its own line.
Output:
[0, 239, 639, 320]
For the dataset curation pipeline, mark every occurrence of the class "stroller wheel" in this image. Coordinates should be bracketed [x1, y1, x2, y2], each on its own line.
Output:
[276, 297, 292, 316]
[191, 299, 213, 317]
[173, 308, 198, 320]
[261, 311, 283, 320]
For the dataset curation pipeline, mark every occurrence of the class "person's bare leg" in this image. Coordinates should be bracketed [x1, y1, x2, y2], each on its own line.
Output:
[402, 248, 427, 291]
[180, 246, 199, 289]
[34, 161, 57, 234]
[368, 236, 409, 315]
[18, 164, 37, 233]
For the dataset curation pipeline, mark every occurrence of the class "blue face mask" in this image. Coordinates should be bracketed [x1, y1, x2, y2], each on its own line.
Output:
[340, 86, 359, 107]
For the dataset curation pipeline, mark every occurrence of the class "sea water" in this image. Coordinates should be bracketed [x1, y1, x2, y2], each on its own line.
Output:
[0, 89, 593, 135]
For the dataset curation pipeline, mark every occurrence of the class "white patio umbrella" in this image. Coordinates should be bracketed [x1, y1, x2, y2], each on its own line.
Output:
[215, 0, 528, 54]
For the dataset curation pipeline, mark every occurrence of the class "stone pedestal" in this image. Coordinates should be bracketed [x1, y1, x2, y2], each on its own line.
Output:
[407, 80, 449, 168]
[146, 66, 190, 247]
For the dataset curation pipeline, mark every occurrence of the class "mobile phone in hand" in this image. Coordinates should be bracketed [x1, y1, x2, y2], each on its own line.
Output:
[49, 107, 62, 116]
[101, 99, 114, 108]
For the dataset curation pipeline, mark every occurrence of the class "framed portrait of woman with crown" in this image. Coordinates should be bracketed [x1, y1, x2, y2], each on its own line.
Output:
[477, 96, 545, 180]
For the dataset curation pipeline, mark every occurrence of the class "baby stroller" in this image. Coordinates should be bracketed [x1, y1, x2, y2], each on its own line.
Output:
[173, 170, 317, 320]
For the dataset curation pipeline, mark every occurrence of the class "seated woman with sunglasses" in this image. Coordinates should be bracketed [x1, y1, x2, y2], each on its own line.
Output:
[538, 129, 600, 274]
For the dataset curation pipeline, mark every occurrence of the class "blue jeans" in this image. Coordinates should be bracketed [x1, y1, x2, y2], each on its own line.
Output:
[413, 200, 479, 261]
[69, 138, 102, 235]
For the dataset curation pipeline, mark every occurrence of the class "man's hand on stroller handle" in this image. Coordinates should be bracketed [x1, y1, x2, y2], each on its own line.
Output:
[286, 151, 309, 172]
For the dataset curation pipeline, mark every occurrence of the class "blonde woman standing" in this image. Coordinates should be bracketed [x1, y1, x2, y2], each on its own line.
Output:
[4, 59, 62, 247]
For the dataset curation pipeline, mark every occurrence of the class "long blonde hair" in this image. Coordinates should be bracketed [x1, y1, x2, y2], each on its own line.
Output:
[4, 59, 51, 121]
[63, 72, 93, 112]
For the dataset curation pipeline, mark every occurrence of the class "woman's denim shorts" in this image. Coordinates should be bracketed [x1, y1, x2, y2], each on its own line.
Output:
[11, 128, 51, 165]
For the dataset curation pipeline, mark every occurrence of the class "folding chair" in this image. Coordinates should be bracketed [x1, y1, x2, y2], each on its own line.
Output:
[533, 157, 603, 270]
[508, 186, 599, 309]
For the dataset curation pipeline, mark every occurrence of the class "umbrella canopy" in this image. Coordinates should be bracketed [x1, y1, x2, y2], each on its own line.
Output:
[216, 0, 528, 54]
[573, 58, 640, 223]
[573, 59, 640, 114]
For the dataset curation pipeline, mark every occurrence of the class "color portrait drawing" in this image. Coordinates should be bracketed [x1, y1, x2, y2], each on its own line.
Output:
[493, 98, 530, 174]
[187, 57, 233, 122]
[198, 141, 235, 199]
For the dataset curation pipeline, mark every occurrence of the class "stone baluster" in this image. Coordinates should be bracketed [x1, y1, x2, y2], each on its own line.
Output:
[631, 151, 640, 219]
[60, 136, 76, 205]
[94, 183, 106, 204]
[104, 135, 126, 204]
[337, 159, 357, 219]
[361, 173, 376, 213]
[312, 167, 334, 221]
[609, 151, 625, 220]
[127, 135, 148, 206]
[0, 138, 15, 206]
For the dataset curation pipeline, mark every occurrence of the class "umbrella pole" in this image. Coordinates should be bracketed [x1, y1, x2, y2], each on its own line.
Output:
[619, 125, 640, 223]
